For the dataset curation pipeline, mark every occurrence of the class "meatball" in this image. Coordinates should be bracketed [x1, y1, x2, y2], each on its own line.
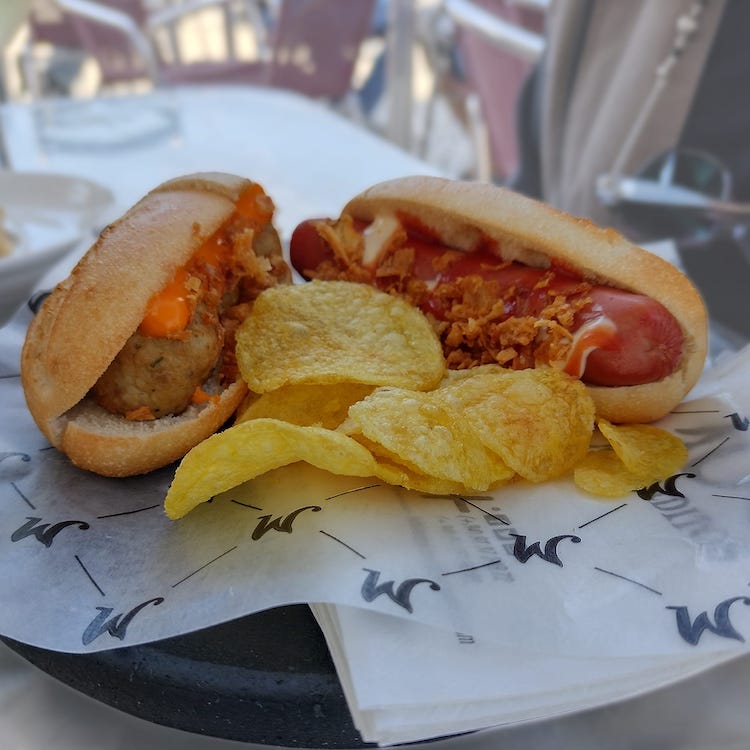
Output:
[92, 310, 223, 419]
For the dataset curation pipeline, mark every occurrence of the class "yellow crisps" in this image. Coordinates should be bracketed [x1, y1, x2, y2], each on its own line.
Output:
[347, 387, 514, 491]
[163, 279, 692, 518]
[372, 458, 483, 497]
[435, 363, 507, 387]
[346, 431, 510, 495]
[435, 368, 595, 482]
[573, 419, 689, 498]
[573, 450, 642, 498]
[236, 383, 375, 430]
[236, 280, 445, 392]
[164, 418, 379, 519]
[596, 418, 688, 477]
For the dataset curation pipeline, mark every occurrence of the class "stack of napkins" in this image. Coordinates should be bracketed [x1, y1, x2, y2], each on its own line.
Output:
[311, 604, 737, 745]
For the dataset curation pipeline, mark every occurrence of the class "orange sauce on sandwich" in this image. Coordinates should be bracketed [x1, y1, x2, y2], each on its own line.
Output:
[139, 267, 193, 338]
[137, 184, 272, 339]
[235, 182, 275, 225]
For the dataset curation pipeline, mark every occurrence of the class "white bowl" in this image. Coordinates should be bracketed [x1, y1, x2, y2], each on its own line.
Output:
[0, 171, 114, 326]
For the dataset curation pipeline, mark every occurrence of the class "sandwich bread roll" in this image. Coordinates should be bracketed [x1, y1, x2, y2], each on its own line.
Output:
[22, 172, 291, 477]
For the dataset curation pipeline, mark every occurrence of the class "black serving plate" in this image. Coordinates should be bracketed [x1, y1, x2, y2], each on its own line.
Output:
[1, 604, 370, 749]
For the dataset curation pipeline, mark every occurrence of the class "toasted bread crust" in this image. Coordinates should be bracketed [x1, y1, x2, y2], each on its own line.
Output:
[344, 176, 708, 422]
[57, 381, 247, 477]
[21, 172, 284, 475]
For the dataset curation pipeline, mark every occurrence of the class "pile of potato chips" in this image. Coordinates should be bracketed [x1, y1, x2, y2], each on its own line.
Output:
[164, 281, 688, 519]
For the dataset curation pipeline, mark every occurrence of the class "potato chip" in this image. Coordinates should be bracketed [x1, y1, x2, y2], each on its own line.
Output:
[347, 386, 513, 491]
[574, 420, 689, 498]
[573, 449, 643, 498]
[435, 363, 507, 388]
[236, 280, 445, 392]
[236, 383, 374, 430]
[345, 430, 508, 495]
[596, 418, 688, 477]
[372, 458, 486, 496]
[434, 368, 595, 482]
[164, 418, 379, 519]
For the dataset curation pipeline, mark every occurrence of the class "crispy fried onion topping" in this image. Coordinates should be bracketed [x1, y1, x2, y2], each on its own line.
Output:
[307, 217, 593, 371]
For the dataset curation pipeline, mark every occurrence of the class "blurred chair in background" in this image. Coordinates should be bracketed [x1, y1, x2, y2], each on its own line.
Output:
[39, 0, 376, 117]
[260, 0, 376, 100]
[20, 0, 89, 97]
[156, 0, 376, 117]
[50, 0, 264, 91]
[63, 0, 156, 89]
[412, 0, 546, 183]
[449, 0, 545, 183]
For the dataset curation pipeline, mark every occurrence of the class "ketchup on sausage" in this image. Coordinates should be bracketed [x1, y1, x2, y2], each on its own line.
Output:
[289, 217, 683, 387]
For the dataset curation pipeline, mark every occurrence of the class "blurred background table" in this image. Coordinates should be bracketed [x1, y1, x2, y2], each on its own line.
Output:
[0, 84, 444, 240]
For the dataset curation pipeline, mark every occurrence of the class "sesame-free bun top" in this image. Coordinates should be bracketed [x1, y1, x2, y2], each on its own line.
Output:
[343, 176, 708, 423]
[21, 172, 283, 476]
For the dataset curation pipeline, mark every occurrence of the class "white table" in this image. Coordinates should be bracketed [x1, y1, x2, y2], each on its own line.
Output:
[0, 85, 443, 242]
[2, 85, 750, 750]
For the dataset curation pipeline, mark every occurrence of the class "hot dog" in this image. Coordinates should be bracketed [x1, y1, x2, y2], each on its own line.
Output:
[21, 172, 291, 477]
[289, 176, 708, 423]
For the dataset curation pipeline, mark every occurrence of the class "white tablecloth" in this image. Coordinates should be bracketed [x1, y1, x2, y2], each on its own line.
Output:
[0, 86, 444, 241]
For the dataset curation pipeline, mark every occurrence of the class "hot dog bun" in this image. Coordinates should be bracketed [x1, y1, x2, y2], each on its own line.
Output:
[342, 176, 708, 423]
[21, 172, 290, 476]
